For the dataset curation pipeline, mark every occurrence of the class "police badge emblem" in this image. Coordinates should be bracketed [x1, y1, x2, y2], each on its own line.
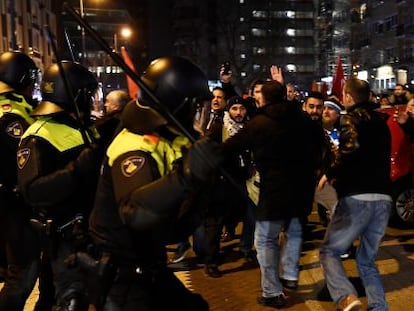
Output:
[121, 156, 145, 177]
[17, 148, 31, 169]
[6, 121, 24, 138]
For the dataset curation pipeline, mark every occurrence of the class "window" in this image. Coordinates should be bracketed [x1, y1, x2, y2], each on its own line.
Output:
[253, 47, 266, 55]
[252, 10, 267, 19]
[251, 28, 266, 37]
[286, 46, 295, 54]
[286, 28, 295, 36]
[286, 64, 297, 72]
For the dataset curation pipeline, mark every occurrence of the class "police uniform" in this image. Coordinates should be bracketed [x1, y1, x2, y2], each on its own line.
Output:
[0, 91, 40, 310]
[0, 51, 41, 310]
[17, 61, 101, 310]
[88, 56, 221, 310]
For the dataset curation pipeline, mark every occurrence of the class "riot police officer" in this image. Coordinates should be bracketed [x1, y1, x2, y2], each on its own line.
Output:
[0, 51, 41, 310]
[88, 56, 222, 310]
[17, 60, 102, 310]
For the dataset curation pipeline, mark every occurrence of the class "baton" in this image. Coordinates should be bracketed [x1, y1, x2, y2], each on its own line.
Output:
[44, 25, 91, 146]
[62, 2, 196, 142]
[62, 2, 255, 203]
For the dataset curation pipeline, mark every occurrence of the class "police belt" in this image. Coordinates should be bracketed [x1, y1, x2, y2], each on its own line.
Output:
[30, 214, 85, 240]
[115, 263, 166, 284]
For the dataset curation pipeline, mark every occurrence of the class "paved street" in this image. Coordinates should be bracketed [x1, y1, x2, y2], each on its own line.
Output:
[13, 209, 414, 310]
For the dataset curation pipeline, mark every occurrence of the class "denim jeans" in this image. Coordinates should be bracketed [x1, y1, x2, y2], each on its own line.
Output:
[319, 196, 391, 311]
[280, 217, 303, 281]
[254, 220, 285, 297]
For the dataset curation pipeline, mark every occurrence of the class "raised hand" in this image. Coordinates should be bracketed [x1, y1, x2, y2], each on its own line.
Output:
[270, 65, 284, 85]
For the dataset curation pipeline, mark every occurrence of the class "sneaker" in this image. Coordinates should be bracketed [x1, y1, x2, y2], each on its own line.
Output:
[257, 294, 287, 308]
[204, 264, 222, 278]
[337, 294, 362, 311]
[280, 278, 298, 290]
[170, 243, 191, 264]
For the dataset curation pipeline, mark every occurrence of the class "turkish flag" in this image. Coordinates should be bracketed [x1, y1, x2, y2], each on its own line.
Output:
[120, 46, 139, 99]
[331, 56, 345, 102]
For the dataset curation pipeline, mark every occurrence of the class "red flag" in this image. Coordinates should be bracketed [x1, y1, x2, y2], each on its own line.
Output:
[331, 56, 345, 103]
[120, 46, 139, 100]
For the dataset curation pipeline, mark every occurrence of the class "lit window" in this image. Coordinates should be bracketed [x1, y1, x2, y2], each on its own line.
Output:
[286, 28, 295, 36]
[286, 46, 295, 54]
[286, 64, 297, 72]
[253, 47, 266, 55]
[252, 10, 267, 18]
[240, 35, 246, 40]
[240, 0, 244, 3]
[286, 11, 295, 18]
[241, 71, 247, 77]
[251, 28, 266, 37]
[240, 54, 246, 59]
[240, 17, 245, 22]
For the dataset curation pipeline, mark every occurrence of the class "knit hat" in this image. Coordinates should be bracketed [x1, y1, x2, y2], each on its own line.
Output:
[324, 100, 343, 114]
[226, 95, 247, 110]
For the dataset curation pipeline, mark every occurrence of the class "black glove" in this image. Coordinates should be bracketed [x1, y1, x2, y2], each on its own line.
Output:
[183, 138, 223, 183]
[71, 144, 103, 177]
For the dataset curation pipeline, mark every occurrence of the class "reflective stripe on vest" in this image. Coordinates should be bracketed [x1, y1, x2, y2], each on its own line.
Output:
[21, 117, 89, 152]
[0, 93, 34, 124]
[107, 128, 190, 176]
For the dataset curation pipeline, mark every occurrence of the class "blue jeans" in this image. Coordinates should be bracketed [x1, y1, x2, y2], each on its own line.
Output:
[319, 196, 391, 311]
[280, 217, 303, 281]
[254, 220, 285, 297]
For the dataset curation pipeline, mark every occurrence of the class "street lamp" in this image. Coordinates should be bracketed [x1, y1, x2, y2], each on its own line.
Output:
[113, 26, 132, 53]
[79, 0, 86, 65]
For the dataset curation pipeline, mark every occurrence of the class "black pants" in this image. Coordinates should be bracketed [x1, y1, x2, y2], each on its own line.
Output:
[0, 198, 40, 311]
[104, 266, 208, 311]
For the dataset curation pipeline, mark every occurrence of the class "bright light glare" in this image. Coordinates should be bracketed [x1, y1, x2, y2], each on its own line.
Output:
[287, 11, 295, 18]
[120, 27, 132, 38]
[286, 28, 295, 36]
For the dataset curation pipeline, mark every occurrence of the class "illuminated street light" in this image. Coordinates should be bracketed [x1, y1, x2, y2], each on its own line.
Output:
[79, 0, 86, 64]
[114, 26, 132, 52]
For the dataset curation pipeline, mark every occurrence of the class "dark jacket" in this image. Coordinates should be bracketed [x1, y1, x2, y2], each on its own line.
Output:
[17, 114, 101, 226]
[326, 102, 391, 198]
[89, 103, 207, 265]
[222, 102, 326, 221]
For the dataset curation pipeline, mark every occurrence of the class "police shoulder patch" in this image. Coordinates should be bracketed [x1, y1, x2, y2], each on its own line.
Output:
[6, 121, 24, 138]
[121, 156, 145, 177]
[17, 148, 31, 169]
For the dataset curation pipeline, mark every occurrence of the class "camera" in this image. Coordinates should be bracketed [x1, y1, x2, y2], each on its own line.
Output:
[222, 61, 231, 75]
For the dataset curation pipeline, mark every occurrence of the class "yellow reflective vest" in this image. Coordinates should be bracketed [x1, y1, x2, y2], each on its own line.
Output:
[107, 128, 191, 176]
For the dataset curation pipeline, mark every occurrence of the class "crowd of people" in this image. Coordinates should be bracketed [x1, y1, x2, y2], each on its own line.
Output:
[1, 49, 414, 311]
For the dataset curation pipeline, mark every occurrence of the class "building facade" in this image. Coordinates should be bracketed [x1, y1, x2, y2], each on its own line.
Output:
[170, 0, 319, 92]
[353, 0, 414, 94]
[0, 0, 56, 71]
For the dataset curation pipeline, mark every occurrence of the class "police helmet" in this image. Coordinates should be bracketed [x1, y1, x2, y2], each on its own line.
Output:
[33, 61, 98, 116]
[139, 56, 211, 128]
[0, 51, 37, 93]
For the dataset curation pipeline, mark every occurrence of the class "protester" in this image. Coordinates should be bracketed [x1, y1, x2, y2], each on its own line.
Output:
[222, 78, 326, 308]
[318, 78, 392, 311]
